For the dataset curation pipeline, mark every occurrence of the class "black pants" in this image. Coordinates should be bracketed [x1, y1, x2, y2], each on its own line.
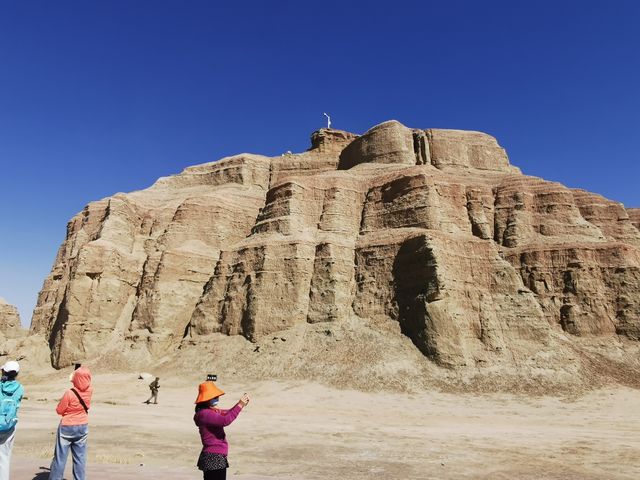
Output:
[203, 469, 227, 480]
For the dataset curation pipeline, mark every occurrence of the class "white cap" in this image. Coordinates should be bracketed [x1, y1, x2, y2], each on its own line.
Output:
[1, 361, 20, 374]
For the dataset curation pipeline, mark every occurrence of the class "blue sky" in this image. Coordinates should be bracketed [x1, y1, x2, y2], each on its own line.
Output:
[1, 1, 639, 326]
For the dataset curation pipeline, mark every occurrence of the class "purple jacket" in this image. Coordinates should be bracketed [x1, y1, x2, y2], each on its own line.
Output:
[194, 404, 243, 455]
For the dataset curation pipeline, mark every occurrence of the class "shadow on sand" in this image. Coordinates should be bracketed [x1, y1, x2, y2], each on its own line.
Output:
[31, 466, 51, 480]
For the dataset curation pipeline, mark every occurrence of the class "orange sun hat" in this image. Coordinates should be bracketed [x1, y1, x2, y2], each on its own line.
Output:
[195, 381, 225, 404]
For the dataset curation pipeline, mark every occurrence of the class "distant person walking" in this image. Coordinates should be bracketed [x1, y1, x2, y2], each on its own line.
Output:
[194, 380, 250, 480]
[49, 366, 93, 480]
[144, 377, 160, 404]
[0, 361, 24, 480]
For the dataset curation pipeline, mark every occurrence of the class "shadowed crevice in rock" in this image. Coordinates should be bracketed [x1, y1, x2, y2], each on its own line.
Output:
[391, 236, 443, 363]
[412, 129, 430, 165]
[240, 275, 256, 341]
[48, 292, 73, 364]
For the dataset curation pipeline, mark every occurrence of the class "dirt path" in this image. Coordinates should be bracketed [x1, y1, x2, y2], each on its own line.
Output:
[11, 458, 279, 479]
[10, 373, 640, 479]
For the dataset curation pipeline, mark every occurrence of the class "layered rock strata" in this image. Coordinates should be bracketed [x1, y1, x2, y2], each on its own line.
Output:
[628, 208, 640, 231]
[31, 122, 640, 380]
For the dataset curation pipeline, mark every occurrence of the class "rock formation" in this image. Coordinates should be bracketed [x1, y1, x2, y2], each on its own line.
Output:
[0, 298, 23, 341]
[30, 121, 640, 390]
[629, 208, 640, 231]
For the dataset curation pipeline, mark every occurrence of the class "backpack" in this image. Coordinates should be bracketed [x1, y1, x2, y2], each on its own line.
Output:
[0, 390, 18, 432]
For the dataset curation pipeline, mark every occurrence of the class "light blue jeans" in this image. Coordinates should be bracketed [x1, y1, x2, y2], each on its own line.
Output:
[49, 424, 88, 480]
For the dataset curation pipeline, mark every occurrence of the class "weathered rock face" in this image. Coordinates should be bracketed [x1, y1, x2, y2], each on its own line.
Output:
[31, 121, 640, 388]
[339, 121, 418, 168]
[628, 208, 640, 232]
[0, 298, 23, 340]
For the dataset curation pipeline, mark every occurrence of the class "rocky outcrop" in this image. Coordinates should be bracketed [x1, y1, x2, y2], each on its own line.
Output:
[427, 129, 520, 173]
[33, 153, 272, 364]
[339, 121, 418, 169]
[31, 121, 640, 390]
[628, 208, 640, 232]
[505, 244, 640, 339]
[0, 298, 23, 340]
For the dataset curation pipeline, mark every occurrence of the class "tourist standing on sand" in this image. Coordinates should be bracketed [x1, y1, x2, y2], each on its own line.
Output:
[0, 361, 24, 480]
[49, 366, 93, 480]
[194, 380, 250, 480]
[144, 377, 160, 404]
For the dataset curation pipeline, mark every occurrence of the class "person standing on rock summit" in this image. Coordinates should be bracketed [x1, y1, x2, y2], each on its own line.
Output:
[194, 380, 250, 480]
[0, 361, 24, 480]
[49, 366, 93, 480]
[144, 377, 160, 404]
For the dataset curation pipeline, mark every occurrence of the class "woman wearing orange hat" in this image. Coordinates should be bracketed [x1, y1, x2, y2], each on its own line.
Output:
[194, 381, 250, 480]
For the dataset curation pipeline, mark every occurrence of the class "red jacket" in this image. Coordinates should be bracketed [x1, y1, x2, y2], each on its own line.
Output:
[56, 367, 93, 426]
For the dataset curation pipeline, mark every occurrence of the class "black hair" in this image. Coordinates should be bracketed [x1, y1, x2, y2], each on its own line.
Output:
[2, 371, 17, 381]
[194, 398, 218, 413]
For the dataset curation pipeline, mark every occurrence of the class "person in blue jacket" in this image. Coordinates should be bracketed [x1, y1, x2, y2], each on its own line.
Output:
[0, 360, 24, 480]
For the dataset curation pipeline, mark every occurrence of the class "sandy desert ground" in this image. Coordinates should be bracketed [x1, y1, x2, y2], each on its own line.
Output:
[8, 371, 640, 480]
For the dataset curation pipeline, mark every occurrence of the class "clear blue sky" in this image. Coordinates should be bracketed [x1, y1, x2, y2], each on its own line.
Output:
[1, 1, 639, 326]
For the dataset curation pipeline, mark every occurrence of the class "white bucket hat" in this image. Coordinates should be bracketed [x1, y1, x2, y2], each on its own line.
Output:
[1, 361, 20, 373]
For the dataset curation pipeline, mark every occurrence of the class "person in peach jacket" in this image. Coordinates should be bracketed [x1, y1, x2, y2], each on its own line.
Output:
[48, 366, 93, 480]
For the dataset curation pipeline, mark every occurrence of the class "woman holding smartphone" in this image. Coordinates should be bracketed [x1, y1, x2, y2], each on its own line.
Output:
[194, 379, 250, 480]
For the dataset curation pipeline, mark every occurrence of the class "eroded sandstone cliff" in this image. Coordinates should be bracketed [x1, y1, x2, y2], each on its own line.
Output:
[30, 120, 640, 389]
[0, 298, 24, 342]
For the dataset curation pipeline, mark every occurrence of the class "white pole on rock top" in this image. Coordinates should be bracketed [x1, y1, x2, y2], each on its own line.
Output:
[323, 113, 331, 129]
